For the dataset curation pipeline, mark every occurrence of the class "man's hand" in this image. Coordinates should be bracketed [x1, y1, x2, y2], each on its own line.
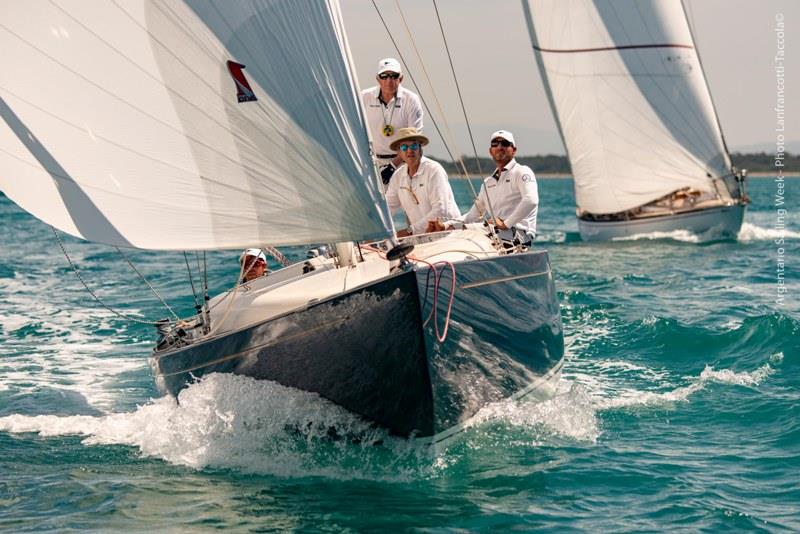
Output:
[426, 220, 444, 233]
[489, 217, 508, 230]
[396, 228, 412, 237]
[426, 220, 456, 233]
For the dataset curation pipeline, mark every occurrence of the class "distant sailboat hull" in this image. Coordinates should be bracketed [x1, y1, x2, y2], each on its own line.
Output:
[152, 249, 563, 442]
[578, 204, 745, 242]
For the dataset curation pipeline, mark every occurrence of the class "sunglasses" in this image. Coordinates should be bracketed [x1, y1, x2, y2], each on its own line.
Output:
[490, 139, 513, 148]
[400, 143, 420, 151]
[378, 72, 401, 80]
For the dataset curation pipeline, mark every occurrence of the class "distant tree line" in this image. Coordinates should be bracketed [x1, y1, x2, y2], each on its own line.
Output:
[435, 152, 798, 176]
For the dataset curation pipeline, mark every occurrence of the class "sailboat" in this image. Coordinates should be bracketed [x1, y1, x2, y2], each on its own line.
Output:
[521, 0, 748, 241]
[0, 1, 563, 443]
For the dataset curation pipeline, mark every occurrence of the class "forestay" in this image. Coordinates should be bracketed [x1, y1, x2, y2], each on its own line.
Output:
[0, 0, 391, 249]
[522, 0, 733, 215]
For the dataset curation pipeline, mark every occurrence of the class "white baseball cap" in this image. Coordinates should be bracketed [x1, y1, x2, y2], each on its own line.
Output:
[377, 57, 402, 75]
[490, 130, 516, 147]
[239, 248, 267, 263]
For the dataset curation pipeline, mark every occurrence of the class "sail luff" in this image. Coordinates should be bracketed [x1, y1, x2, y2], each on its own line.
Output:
[520, 0, 573, 173]
[678, 0, 733, 174]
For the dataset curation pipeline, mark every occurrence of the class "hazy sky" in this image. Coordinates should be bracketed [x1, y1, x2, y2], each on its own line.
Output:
[342, 0, 798, 157]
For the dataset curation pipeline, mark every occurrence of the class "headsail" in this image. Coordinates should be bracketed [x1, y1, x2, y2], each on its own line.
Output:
[0, 0, 391, 249]
[522, 0, 733, 215]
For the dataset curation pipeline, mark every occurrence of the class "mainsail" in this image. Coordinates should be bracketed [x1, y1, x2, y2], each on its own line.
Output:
[522, 0, 733, 215]
[0, 0, 391, 249]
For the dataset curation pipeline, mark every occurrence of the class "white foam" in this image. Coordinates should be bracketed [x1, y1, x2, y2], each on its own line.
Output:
[0, 276, 149, 411]
[590, 361, 776, 410]
[612, 230, 701, 243]
[699, 362, 774, 387]
[0, 374, 435, 480]
[737, 222, 800, 242]
[0, 371, 603, 476]
[467, 381, 600, 444]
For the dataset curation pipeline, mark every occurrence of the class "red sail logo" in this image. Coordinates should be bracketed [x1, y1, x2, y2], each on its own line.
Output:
[226, 61, 257, 103]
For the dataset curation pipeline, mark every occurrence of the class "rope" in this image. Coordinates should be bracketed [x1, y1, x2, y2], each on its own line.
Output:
[262, 244, 291, 267]
[412, 256, 456, 343]
[114, 246, 179, 320]
[52, 228, 158, 326]
[392, 0, 479, 195]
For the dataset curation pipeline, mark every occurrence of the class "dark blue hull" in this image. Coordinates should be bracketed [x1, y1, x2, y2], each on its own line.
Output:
[152, 249, 563, 439]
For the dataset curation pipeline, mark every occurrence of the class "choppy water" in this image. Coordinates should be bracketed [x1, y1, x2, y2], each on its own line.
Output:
[1, 178, 797, 532]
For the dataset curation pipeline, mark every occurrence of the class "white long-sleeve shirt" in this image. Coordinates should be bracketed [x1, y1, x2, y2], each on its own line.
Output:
[360, 86, 423, 158]
[458, 159, 539, 237]
[386, 156, 461, 235]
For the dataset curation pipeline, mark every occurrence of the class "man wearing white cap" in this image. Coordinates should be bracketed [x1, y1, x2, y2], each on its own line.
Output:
[384, 127, 460, 237]
[239, 248, 268, 284]
[360, 58, 424, 185]
[430, 130, 539, 245]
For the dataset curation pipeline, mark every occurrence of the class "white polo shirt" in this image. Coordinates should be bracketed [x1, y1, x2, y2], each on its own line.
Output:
[458, 159, 539, 237]
[386, 156, 461, 235]
[360, 85, 423, 158]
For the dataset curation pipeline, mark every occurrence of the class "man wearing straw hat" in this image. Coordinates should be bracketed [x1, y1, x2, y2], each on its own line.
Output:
[385, 127, 460, 237]
[360, 58, 424, 185]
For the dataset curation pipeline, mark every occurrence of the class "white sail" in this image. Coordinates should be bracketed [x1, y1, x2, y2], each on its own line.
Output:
[0, 0, 391, 249]
[522, 0, 733, 215]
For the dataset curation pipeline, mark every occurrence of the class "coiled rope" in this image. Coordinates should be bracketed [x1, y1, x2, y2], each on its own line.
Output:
[414, 257, 457, 343]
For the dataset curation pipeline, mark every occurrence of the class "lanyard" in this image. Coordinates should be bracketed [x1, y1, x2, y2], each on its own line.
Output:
[380, 94, 397, 137]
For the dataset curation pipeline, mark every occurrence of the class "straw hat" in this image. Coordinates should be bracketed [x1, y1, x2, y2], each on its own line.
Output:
[389, 127, 429, 152]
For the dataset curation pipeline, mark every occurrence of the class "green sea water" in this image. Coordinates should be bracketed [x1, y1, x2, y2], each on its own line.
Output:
[0, 178, 797, 532]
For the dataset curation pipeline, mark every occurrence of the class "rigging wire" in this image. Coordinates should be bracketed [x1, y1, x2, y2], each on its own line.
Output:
[390, 0, 481, 202]
[371, 0, 502, 240]
[202, 251, 209, 303]
[392, 1, 471, 179]
[183, 251, 201, 310]
[114, 247, 180, 321]
[369, 0, 461, 170]
[114, 246, 180, 320]
[431, 0, 484, 180]
[52, 228, 159, 326]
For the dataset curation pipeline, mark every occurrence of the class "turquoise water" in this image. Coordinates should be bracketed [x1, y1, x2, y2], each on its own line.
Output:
[1, 178, 797, 531]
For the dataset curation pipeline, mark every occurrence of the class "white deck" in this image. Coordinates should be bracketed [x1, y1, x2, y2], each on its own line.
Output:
[204, 229, 499, 337]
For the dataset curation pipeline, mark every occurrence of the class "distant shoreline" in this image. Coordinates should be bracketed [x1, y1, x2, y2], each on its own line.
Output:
[448, 171, 797, 179]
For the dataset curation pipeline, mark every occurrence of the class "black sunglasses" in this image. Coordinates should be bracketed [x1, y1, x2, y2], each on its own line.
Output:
[378, 72, 401, 80]
[490, 139, 513, 148]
